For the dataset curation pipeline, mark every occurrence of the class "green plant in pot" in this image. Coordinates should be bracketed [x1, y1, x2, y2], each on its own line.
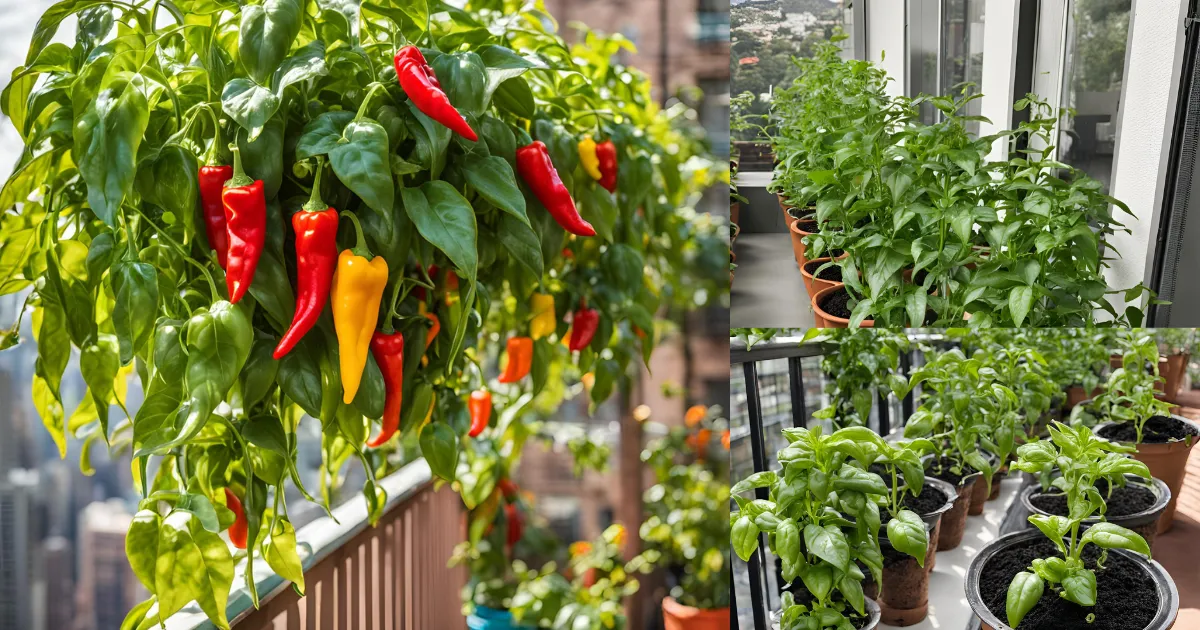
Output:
[966, 421, 1178, 630]
[731, 426, 929, 630]
[640, 406, 731, 628]
[1073, 331, 1199, 534]
[1154, 329, 1194, 400]
[826, 429, 953, 625]
[802, 329, 911, 429]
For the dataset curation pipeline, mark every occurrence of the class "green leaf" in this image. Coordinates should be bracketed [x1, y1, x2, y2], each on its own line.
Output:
[1080, 522, 1151, 556]
[222, 78, 280, 141]
[135, 144, 198, 232]
[272, 39, 326, 94]
[263, 518, 305, 594]
[154, 510, 234, 628]
[80, 334, 120, 439]
[804, 523, 850, 572]
[420, 421, 459, 481]
[431, 51, 488, 117]
[126, 509, 161, 592]
[238, 0, 302, 84]
[463, 155, 528, 224]
[295, 111, 353, 159]
[496, 213, 544, 278]
[329, 119, 394, 217]
[1006, 571, 1043, 628]
[403, 182, 479, 283]
[885, 510, 928, 567]
[74, 76, 150, 226]
[26, 0, 109, 65]
[1009, 286, 1033, 327]
[111, 260, 158, 364]
[731, 514, 760, 562]
[1061, 567, 1097, 607]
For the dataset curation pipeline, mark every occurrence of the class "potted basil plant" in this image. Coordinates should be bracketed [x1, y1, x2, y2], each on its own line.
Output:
[966, 422, 1179, 630]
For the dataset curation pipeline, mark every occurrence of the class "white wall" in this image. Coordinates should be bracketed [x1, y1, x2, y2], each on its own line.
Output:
[1104, 0, 1189, 312]
[978, 0, 1020, 163]
[866, 0, 907, 99]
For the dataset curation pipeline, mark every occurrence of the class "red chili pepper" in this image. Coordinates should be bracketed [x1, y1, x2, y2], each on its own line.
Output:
[516, 141, 596, 237]
[221, 146, 266, 304]
[498, 478, 519, 501]
[497, 336, 533, 383]
[596, 140, 618, 193]
[424, 311, 440, 348]
[569, 301, 600, 351]
[225, 488, 248, 549]
[467, 389, 492, 437]
[199, 165, 232, 268]
[274, 164, 338, 359]
[366, 330, 404, 447]
[393, 46, 478, 142]
[505, 503, 523, 547]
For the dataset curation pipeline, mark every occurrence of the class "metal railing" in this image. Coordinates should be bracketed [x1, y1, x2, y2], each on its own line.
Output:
[166, 460, 466, 630]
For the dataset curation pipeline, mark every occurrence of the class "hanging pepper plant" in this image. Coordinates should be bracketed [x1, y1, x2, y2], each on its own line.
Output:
[0, 0, 725, 627]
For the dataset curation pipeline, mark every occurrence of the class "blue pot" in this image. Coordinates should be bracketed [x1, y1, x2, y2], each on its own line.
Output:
[467, 606, 519, 630]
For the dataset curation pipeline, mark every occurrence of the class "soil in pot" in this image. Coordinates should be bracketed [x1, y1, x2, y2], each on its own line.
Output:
[925, 457, 978, 550]
[1097, 416, 1198, 443]
[818, 287, 858, 320]
[977, 538, 1159, 630]
[803, 259, 842, 282]
[1029, 479, 1156, 517]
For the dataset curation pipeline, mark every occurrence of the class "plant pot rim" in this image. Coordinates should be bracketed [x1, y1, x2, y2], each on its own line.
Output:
[921, 454, 983, 488]
[789, 215, 818, 235]
[880, 476, 956, 544]
[812, 284, 872, 327]
[661, 596, 730, 618]
[1093, 414, 1200, 448]
[800, 256, 844, 285]
[964, 528, 1179, 630]
[1020, 473, 1172, 529]
[770, 595, 881, 630]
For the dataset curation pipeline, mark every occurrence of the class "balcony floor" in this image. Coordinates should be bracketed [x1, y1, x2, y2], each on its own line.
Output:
[731, 233, 815, 329]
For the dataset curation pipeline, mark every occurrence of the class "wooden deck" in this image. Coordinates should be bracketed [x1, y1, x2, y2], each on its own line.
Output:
[1155, 392, 1200, 626]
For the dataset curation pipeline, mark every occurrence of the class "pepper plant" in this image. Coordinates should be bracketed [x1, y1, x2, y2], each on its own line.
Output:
[0, 0, 724, 627]
[1004, 422, 1152, 628]
[1072, 331, 1173, 442]
[731, 426, 928, 630]
[802, 328, 911, 429]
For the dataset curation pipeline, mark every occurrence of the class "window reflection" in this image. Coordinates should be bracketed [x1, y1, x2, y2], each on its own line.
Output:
[1059, 0, 1132, 192]
[908, 0, 986, 134]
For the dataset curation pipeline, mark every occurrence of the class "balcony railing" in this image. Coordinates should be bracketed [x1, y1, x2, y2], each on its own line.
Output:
[165, 460, 466, 630]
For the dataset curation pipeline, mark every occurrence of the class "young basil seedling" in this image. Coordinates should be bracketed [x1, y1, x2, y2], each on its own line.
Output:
[1005, 422, 1152, 628]
[1074, 331, 1174, 444]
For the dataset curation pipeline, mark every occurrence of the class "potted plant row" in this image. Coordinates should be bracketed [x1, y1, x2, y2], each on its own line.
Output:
[768, 34, 1157, 328]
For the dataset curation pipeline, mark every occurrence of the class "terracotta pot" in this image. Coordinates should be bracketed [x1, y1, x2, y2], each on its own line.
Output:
[1065, 385, 1102, 409]
[968, 475, 989, 515]
[1098, 415, 1199, 534]
[811, 285, 873, 329]
[936, 474, 978, 551]
[988, 475, 1002, 501]
[800, 257, 842, 299]
[965, 529, 1179, 630]
[789, 217, 817, 267]
[730, 201, 739, 226]
[662, 597, 729, 630]
[1020, 474, 1171, 553]
[1163, 353, 1189, 401]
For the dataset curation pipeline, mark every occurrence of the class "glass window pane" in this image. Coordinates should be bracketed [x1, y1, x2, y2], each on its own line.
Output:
[942, 0, 987, 136]
[1059, 0, 1132, 192]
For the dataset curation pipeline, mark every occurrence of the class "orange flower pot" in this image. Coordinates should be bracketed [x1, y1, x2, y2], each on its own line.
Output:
[811, 284, 873, 329]
[789, 218, 817, 267]
[661, 597, 729, 630]
[800, 257, 842, 300]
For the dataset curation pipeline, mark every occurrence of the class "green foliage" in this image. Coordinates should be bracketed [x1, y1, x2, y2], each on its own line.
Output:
[2, 1, 725, 627]
[770, 36, 1157, 327]
[1073, 330, 1175, 443]
[731, 425, 927, 630]
[803, 329, 910, 428]
[1005, 422, 1152, 628]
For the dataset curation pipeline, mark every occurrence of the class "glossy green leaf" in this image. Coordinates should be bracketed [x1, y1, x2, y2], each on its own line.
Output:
[329, 119, 394, 217]
[74, 76, 149, 226]
[238, 0, 301, 84]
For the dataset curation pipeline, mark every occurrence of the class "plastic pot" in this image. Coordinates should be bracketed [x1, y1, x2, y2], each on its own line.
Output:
[662, 597, 729, 630]
[965, 529, 1179, 630]
[875, 477, 956, 627]
[730, 201, 740, 226]
[467, 606, 530, 630]
[1019, 474, 1171, 553]
[801, 257, 842, 299]
[811, 284, 873, 329]
[771, 597, 881, 630]
[789, 215, 817, 267]
[1097, 415, 1199, 534]
[934, 472, 979, 551]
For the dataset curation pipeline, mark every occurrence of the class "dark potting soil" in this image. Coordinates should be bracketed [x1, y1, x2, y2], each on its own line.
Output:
[977, 538, 1160, 630]
[818, 287, 859, 320]
[1097, 416, 1198, 444]
[924, 456, 977, 488]
[804, 259, 842, 281]
[829, 248, 846, 258]
[787, 587, 873, 629]
[1029, 479, 1156, 518]
[794, 219, 818, 234]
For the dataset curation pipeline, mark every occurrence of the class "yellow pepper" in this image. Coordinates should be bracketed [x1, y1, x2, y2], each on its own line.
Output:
[331, 213, 389, 403]
[578, 135, 602, 181]
[530, 292, 556, 340]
